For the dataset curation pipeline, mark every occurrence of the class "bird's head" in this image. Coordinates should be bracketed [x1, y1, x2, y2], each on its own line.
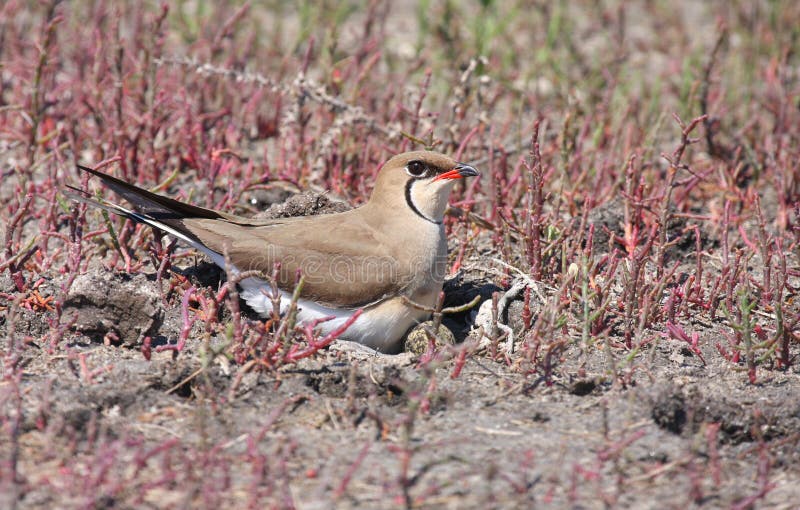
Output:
[370, 151, 479, 225]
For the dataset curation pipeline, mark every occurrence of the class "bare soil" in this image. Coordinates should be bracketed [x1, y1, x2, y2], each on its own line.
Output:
[3, 193, 799, 509]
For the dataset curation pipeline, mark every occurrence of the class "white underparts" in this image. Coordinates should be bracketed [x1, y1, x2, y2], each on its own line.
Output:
[238, 277, 423, 353]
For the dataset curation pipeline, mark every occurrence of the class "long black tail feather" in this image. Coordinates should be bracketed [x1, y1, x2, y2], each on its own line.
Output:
[76, 165, 222, 221]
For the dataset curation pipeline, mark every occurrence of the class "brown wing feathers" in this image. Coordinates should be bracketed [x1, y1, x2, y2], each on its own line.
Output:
[71, 165, 406, 308]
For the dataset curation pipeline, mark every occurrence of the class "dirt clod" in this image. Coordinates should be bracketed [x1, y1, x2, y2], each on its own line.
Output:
[255, 191, 351, 219]
[651, 384, 688, 434]
[63, 269, 163, 346]
[569, 378, 598, 396]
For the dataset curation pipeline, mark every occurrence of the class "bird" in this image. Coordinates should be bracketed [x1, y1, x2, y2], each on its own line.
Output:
[68, 151, 479, 353]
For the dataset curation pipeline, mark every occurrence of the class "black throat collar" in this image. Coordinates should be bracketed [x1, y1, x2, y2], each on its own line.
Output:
[404, 180, 441, 225]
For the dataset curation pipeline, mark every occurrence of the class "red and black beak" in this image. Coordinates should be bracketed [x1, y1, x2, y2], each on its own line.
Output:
[433, 163, 480, 181]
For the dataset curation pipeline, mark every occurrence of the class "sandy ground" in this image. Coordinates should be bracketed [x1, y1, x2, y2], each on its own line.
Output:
[3, 204, 799, 509]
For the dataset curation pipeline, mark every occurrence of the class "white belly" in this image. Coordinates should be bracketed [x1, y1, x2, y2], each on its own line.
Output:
[239, 278, 427, 353]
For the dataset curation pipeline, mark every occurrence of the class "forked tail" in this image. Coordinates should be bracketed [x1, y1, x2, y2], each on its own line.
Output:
[65, 165, 227, 266]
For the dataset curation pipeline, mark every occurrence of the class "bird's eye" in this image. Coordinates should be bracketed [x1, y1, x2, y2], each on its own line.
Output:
[406, 160, 427, 177]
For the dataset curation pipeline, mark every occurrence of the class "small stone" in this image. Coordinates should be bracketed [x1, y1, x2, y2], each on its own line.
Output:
[403, 321, 456, 355]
